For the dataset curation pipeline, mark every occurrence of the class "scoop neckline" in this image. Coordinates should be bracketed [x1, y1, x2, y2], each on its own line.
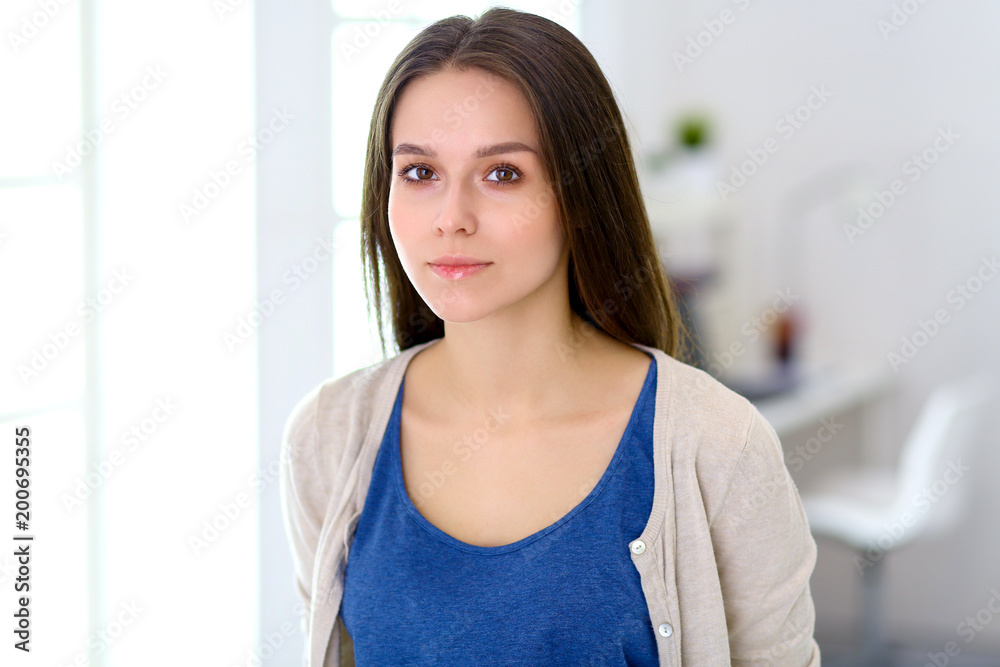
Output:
[389, 353, 655, 555]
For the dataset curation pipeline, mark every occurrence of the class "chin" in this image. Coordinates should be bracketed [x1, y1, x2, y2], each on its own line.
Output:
[415, 286, 506, 325]
[424, 302, 492, 325]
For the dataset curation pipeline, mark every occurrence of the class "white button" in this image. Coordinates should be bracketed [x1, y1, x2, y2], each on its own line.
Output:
[630, 539, 646, 555]
[658, 622, 673, 637]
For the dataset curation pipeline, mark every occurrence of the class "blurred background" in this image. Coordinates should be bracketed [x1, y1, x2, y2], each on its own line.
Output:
[1, 0, 999, 665]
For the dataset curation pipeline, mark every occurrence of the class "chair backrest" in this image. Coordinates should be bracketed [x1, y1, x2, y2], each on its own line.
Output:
[890, 372, 997, 526]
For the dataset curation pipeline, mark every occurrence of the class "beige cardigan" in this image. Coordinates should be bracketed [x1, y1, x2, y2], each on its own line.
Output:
[279, 339, 821, 666]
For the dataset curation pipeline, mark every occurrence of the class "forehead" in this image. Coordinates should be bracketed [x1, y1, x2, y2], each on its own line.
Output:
[390, 68, 539, 152]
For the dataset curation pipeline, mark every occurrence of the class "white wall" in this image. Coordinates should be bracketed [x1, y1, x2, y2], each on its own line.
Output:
[582, 0, 1000, 655]
[257, 1, 336, 665]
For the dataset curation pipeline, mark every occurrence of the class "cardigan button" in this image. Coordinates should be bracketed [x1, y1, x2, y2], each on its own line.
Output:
[629, 539, 646, 555]
[658, 622, 673, 637]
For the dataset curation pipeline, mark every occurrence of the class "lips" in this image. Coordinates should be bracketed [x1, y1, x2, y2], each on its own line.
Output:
[430, 254, 489, 266]
[429, 262, 491, 280]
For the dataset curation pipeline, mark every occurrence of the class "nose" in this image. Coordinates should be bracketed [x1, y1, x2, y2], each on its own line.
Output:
[435, 179, 477, 236]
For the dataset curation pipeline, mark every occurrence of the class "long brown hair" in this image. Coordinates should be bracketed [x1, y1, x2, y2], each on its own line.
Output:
[360, 7, 695, 363]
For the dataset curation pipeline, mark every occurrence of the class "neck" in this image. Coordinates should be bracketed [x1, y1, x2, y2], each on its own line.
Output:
[421, 304, 619, 422]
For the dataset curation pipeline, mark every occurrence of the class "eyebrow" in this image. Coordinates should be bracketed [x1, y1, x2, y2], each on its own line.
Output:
[391, 142, 538, 159]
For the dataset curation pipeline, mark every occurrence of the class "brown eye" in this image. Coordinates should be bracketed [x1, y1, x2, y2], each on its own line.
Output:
[400, 165, 438, 182]
[486, 165, 521, 184]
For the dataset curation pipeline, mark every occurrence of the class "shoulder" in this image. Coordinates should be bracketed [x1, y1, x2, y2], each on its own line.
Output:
[657, 351, 758, 441]
[642, 346, 784, 521]
[646, 346, 762, 452]
[280, 342, 434, 497]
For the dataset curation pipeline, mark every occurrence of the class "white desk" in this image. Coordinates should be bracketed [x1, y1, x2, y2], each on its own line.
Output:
[748, 360, 897, 440]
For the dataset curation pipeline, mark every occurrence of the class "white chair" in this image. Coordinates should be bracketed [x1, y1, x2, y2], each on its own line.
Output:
[800, 372, 997, 666]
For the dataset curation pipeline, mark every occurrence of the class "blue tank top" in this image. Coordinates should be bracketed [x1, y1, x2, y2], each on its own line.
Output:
[340, 354, 659, 665]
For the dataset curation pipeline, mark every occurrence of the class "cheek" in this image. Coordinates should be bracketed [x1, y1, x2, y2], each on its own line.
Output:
[498, 209, 565, 280]
[515, 183, 562, 245]
[386, 185, 401, 235]
[387, 191, 415, 262]
[387, 186, 426, 232]
[521, 206, 564, 261]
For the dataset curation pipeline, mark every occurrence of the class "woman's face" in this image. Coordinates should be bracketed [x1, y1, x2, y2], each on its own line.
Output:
[387, 67, 567, 325]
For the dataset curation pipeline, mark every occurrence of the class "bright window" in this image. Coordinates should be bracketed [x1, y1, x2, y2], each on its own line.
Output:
[1, 2, 255, 665]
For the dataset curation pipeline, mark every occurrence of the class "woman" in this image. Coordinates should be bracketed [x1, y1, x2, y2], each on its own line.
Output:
[280, 7, 820, 666]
